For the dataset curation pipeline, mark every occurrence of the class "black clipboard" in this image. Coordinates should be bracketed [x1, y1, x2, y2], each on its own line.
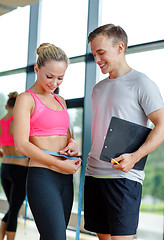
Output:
[100, 117, 152, 170]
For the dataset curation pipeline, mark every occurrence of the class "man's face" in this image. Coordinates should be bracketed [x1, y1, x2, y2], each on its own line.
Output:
[90, 34, 120, 75]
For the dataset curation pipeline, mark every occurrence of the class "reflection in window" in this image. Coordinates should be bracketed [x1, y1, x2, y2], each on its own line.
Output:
[101, 0, 164, 46]
[0, 91, 6, 199]
[0, 91, 7, 198]
[0, 73, 27, 199]
[0, 6, 30, 72]
[39, 0, 88, 58]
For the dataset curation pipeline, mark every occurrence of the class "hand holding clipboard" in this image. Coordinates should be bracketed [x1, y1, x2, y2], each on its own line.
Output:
[100, 117, 152, 170]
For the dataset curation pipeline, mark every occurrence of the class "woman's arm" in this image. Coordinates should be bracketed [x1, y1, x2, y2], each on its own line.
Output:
[13, 92, 81, 174]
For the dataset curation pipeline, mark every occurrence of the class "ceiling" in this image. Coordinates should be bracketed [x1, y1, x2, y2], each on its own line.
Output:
[0, 0, 39, 16]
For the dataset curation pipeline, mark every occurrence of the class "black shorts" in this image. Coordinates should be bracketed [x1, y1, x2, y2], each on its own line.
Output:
[84, 176, 142, 236]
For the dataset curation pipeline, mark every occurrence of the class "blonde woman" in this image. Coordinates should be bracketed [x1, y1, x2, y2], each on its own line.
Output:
[13, 43, 81, 240]
[0, 92, 29, 240]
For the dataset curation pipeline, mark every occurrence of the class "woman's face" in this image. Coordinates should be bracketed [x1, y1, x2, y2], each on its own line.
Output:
[34, 60, 67, 93]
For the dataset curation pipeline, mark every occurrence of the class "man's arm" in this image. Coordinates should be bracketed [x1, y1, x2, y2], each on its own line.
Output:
[112, 108, 164, 172]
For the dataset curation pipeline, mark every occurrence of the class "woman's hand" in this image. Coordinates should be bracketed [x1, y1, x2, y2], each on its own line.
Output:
[59, 139, 79, 156]
[52, 157, 81, 174]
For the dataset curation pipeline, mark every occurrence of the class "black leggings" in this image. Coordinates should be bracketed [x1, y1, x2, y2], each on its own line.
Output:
[27, 167, 73, 240]
[0, 164, 28, 232]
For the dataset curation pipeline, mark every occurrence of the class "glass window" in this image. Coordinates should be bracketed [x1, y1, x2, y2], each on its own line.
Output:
[0, 7, 30, 72]
[137, 144, 164, 240]
[0, 179, 6, 199]
[101, 0, 164, 46]
[96, 65, 108, 83]
[68, 107, 83, 155]
[59, 62, 85, 99]
[97, 49, 164, 99]
[0, 93, 7, 119]
[39, 0, 88, 57]
[0, 73, 27, 98]
[126, 49, 164, 99]
[67, 107, 83, 212]
[0, 72, 26, 126]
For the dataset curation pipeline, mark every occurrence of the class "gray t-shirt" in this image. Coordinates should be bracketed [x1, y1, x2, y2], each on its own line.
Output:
[85, 69, 164, 184]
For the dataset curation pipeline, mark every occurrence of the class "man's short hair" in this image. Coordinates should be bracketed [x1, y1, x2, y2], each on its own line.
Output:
[88, 24, 128, 53]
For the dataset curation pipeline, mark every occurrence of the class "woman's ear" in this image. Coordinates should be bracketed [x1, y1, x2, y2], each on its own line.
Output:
[34, 64, 39, 74]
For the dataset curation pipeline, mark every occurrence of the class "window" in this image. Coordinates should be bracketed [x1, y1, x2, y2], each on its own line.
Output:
[0, 5, 29, 202]
[0, 73, 27, 98]
[126, 49, 164, 99]
[60, 62, 85, 99]
[68, 108, 83, 156]
[39, 0, 88, 57]
[67, 107, 83, 212]
[101, 0, 164, 46]
[0, 6, 30, 72]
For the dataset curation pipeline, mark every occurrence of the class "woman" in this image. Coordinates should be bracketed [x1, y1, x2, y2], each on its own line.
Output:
[0, 92, 29, 240]
[13, 43, 81, 240]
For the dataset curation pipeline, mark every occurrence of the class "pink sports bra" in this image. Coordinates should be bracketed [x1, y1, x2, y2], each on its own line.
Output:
[26, 89, 70, 137]
[0, 117, 15, 146]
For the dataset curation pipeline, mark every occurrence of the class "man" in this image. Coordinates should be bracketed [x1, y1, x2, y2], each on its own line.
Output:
[84, 24, 164, 240]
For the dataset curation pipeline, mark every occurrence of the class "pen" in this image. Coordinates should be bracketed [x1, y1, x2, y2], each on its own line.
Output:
[111, 158, 119, 165]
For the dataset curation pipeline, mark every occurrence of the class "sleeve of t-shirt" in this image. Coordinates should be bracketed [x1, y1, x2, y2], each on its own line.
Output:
[137, 74, 164, 116]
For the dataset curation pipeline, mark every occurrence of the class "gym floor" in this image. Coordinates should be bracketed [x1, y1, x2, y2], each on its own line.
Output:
[0, 213, 98, 240]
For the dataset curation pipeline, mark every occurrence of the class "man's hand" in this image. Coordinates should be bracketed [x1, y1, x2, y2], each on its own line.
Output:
[111, 153, 137, 172]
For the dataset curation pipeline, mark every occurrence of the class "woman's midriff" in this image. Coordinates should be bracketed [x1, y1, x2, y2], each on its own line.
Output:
[1, 145, 29, 166]
[29, 135, 69, 171]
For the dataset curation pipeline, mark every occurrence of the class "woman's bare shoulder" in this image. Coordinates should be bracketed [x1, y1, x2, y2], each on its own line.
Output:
[57, 95, 66, 106]
[17, 91, 34, 103]
[14, 91, 35, 111]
